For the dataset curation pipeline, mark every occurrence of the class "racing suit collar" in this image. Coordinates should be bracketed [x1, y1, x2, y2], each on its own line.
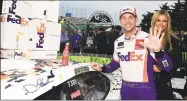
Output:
[124, 28, 140, 41]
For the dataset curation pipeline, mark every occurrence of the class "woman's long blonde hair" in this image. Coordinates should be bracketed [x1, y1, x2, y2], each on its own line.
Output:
[151, 10, 179, 51]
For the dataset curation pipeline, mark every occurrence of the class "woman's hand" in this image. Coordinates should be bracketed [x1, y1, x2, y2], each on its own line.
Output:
[140, 27, 165, 52]
[153, 65, 161, 72]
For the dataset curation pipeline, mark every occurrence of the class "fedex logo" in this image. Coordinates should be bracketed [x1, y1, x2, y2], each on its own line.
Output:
[36, 23, 45, 48]
[15, 52, 26, 57]
[1, 0, 29, 25]
[1, 15, 29, 25]
[122, 8, 132, 12]
[118, 52, 143, 61]
[9, 0, 17, 15]
[15, 51, 30, 59]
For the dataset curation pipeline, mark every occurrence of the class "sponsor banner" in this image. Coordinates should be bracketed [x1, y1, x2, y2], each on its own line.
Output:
[45, 22, 61, 36]
[14, 49, 32, 59]
[29, 19, 46, 50]
[30, 50, 57, 59]
[1, 14, 30, 50]
[14, 50, 57, 59]
[0, 49, 15, 58]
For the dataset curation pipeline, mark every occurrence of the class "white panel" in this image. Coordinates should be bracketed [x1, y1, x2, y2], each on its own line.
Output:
[46, 22, 61, 35]
[30, 1, 48, 19]
[1, 14, 31, 50]
[30, 50, 57, 59]
[15, 1, 32, 18]
[2, 0, 12, 14]
[1, 0, 60, 59]
[30, 1, 59, 22]
[1, 21, 19, 49]
[44, 35, 61, 51]
[14, 50, 57, 59]
[2, 0, 32, 18]
[46, 1, 60, 22]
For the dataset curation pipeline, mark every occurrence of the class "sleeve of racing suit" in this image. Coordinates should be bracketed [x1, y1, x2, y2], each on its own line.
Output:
[101, 42, 120, 73]
[154, 50, 173, 72]
[101, 60, 120, 73]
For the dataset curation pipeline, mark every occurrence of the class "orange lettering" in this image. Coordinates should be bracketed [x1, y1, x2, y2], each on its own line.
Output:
[21, 18, 24, 24]
[130, 52, 143, 61]
[36, 23, 45, 33]
[130, 52, 135, 61]
[1, 16, 6, 22]
[25, 20, 29, 25]
[136, 54, 143, 61]
[20, 18, 29, 25]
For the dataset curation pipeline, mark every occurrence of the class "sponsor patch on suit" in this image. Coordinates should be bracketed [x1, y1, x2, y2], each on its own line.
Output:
[117, 42, 124, 49]
[135, 39, 144, 50]
[162, 59, 169, 67]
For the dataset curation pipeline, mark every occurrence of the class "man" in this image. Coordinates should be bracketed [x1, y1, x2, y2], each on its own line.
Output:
[90, 6, 173, 100]
[183, 70, 187, 100]
[70, 30, 81, 53]
[95, 27, 107, 54]
[82, 28, 95, 54]
[60, 29, 69, 54]
[182, 32, 187, 52]
[107, 25, 121, 55]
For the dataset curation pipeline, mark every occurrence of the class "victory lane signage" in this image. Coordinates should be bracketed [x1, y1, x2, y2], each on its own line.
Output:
[88, 11, 114, 26]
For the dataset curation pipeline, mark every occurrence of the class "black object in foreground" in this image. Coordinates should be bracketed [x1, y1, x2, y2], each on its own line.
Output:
[35, 71, 110, 100]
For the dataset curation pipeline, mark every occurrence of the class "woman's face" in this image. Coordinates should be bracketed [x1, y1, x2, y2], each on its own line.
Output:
[155, 14, 168, 32]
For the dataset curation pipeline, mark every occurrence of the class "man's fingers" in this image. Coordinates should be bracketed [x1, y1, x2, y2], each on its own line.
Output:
[90, 62, 101, 71]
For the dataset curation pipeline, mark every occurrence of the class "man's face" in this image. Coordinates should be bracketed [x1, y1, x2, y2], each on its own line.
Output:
[89, 30, 92, 33]
[61, 29, 64, 33]
[114, 29, 120, 33]
[120, 13, 137, 32]
[74, 30, 78, 33]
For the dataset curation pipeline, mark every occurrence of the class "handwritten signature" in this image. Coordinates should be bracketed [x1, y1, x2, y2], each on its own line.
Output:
[23, 70, 55, 95]
[23, 78, 54, 95]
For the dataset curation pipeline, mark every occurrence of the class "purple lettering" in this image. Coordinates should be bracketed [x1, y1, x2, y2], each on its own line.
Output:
[36, 33, 44, 48]
[121, 55, 125, 61]
[12, 3, 16, 10]
[119, 52, 143, 61]
[15, 18, 20, 24]
[39, 33, 44, 38]
[11, 18, 16, 23]
[15, 52, 23, 56]
[36, 43, 43, 48]
[9, 7, 15, 14]
[124, 52, 130, 61]
[7, 15, 21, 24]
[7, 15, 12, 22]
[9, 0, 17, 14]
[39, 39, 44, 44]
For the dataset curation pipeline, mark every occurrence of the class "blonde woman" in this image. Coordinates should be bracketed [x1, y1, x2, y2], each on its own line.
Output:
[151, 10, 182, 100]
